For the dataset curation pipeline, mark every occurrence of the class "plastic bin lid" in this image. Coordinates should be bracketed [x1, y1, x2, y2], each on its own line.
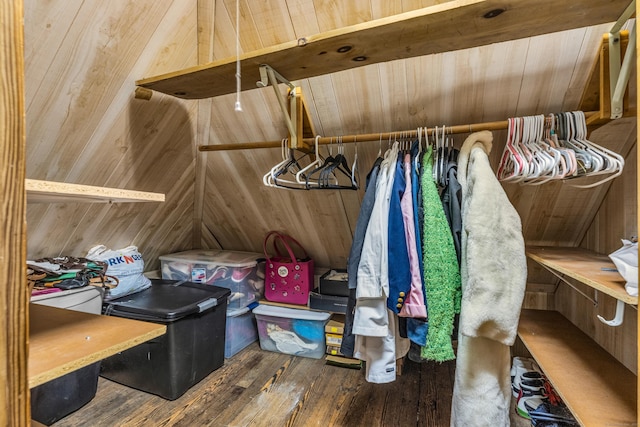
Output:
[253, 304, 331, 321]
[159, 250, 262, 268]
[227, 306, 252, 317]
[105, 279, 231, 321]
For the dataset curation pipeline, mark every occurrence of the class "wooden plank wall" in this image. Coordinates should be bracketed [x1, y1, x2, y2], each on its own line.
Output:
[24, 1, 200, 266]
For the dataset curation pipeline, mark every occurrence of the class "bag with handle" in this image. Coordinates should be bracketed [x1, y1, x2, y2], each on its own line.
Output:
[86, 245, 151, 300]
[609, 239, 638, 297]
[263, 231, 314, 305]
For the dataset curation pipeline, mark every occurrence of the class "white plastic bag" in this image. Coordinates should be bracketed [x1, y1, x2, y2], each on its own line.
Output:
[609, 239, 638, 297]
[86, 245, 151, 300]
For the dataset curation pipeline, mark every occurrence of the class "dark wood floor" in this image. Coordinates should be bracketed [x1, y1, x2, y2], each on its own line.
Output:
[51, 342, 457, 427]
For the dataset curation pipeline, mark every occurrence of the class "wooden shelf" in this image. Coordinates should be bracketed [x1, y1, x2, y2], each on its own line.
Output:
[29, 304, 166, 388]
[518, 309, 637, 427]
[26, 179, 165, 203]
[526, 246, 635, 305]
[135, 0, 631, 100]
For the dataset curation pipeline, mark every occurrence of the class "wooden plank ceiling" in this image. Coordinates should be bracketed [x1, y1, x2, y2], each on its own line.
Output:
[23, 0, 636, 272]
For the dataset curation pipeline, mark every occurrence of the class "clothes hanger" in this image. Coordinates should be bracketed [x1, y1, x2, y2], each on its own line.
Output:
[263, 138, 289, 187]
[272, 148, 313, 190]
[305, 136, 357, 190]
[351, 137, 359, 188]
[547, 114, 577, 177]
[565, 111, 625, 188]
[439, 126, 450, 187]
[498, 117, 524, 182]
[523, 115, 561, 185]
[308, 137, 336, 188]
[296, 135, 325, 185]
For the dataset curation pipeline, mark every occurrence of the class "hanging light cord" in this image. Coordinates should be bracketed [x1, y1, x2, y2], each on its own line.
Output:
[234, 0, 242, 112]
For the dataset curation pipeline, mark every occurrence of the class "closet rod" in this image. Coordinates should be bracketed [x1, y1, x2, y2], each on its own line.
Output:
[199, 111, 598, 152]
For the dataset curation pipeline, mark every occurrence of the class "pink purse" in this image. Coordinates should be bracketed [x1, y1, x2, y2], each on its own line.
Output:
[263, 231, 314, 305]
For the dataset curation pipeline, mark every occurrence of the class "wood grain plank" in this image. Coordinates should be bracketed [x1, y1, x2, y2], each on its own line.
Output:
[518, 309, 637, 427]
[136, 0, 631, 99]
[197, 0, 216, 64]
[25, 179, 165, 203]
[28, 304, 165, 388]
[526, 246, 634, 304]
[0, 0, 28, 423]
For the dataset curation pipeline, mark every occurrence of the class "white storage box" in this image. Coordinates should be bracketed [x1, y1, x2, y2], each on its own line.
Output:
[253, 305, 330, 359]
[225, 306, 258, 358]
[31, 286, 103, 314]
[160, 250, 264, 309]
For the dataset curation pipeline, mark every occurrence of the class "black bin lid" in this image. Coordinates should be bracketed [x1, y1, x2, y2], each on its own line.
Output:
[105, 279, 231, 321]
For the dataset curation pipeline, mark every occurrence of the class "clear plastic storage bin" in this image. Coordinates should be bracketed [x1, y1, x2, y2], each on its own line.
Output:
[225, 306, 258, 358]
[253, 305, 330, 359]
[160, 250, 264, 309]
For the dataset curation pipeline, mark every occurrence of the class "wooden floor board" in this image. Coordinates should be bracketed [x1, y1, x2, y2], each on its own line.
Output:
[50, 342, 523, 426]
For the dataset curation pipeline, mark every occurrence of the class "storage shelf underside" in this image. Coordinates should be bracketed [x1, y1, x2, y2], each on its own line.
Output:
[518, 309, 637, 427]
[135, 0, 631, 100]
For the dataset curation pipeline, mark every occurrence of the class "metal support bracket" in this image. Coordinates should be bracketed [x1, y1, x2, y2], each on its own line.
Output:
[538, 263, 630, 327]
[608, 0, 636, 119]
[256, 64, 315, 152]
[538, 263, 598, 306]
[597, 297, 626, 327]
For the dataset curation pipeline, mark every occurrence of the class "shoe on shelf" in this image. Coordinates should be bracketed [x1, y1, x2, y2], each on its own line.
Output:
[516, 378, 547, 419]
[525, 400, 578, 426]
[530, 420, 579, 427]
[511, 356, 542, 398]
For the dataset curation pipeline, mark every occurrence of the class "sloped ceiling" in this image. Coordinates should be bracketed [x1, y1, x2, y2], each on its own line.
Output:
[24, 0, 636, 271]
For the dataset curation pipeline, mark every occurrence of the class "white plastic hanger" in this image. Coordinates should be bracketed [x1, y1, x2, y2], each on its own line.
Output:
[296, 135, 324, 185]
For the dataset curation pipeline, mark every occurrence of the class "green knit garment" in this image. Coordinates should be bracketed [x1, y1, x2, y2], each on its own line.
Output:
[420, 147, 461, 362]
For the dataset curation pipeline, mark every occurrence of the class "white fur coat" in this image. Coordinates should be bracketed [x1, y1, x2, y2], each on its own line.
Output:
[451, 131, 527, 427]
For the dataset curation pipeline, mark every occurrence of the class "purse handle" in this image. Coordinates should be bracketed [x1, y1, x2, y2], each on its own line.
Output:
[263, 231, 309, 263]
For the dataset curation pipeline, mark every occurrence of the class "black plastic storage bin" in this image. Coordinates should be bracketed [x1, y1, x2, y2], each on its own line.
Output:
[31, 362, 101, 425]
[100, 279, 230, 400]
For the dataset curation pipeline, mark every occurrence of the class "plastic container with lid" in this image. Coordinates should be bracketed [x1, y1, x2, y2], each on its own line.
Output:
[225, 305, 258, 358]
[100, 279, 230, 400]
[160, 250, 264, 309]
[253, 305, 330, 359]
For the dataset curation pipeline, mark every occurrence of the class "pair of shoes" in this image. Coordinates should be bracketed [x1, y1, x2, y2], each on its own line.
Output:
[525, 401, 578, 426]
[511, 356, 541, 398]
[515, 378, 547, 419]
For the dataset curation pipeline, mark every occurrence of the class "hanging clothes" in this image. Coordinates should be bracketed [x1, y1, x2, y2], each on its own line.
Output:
[420, 146, 460, 362]
[410, 141, 425, 280]
[353, 142, 399, 337]
[451, 131, 527, 427]
[386, 156, 412, 314]
[399, 152, 427, 319]
[440, 148, 462, 264]
[351, 142, 410, 383]
[341, 157, 383, 358]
